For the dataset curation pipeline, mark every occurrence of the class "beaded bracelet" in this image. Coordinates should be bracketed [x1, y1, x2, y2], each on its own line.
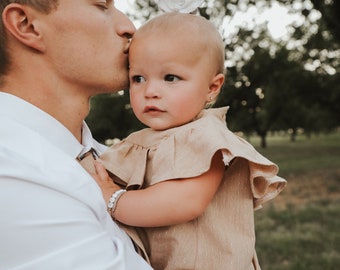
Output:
[107, 189, 127, 218]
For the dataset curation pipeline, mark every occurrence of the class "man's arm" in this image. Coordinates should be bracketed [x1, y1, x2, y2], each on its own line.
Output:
[0, 152, 152, 270]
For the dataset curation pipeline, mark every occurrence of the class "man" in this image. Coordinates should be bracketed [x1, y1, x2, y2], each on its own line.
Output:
[0, 1, 152, 269]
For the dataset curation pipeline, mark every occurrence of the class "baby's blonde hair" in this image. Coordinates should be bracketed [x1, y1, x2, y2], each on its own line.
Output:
[133, 12, 225, 75]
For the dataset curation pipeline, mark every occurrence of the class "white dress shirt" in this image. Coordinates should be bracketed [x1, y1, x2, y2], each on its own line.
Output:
[0, 93, 152, 270]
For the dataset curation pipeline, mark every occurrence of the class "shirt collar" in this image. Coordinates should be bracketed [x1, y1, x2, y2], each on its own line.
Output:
[78, 122, 96, 158]
[0, 92, 86, 159]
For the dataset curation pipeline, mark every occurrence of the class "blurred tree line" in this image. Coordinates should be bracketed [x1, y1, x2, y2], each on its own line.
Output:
[86, 0, 339, 148]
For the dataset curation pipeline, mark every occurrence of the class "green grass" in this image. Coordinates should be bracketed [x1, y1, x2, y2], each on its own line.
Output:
[250, 131, 340, 270]
[250, 132, 340, 176]
[256, 201, 340, 270]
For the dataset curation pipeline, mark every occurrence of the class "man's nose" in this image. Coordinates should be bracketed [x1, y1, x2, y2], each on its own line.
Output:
[116, 9, 136, 39]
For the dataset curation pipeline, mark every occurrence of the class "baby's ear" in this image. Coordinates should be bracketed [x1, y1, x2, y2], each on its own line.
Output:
[207, 73, 225, 101]
[2, 3, 46, 52]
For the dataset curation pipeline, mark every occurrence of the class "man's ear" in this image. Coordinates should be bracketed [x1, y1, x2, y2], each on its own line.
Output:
[207, 73, 225, 102]
[2, 3, 45, 52]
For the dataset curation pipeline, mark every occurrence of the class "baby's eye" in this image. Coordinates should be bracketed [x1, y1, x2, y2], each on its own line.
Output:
[164, 74, 181, 82]
[131, 75, 146, 83]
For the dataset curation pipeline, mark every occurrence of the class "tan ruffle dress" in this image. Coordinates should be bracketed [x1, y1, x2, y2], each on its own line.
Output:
[101, 107, 286, 270]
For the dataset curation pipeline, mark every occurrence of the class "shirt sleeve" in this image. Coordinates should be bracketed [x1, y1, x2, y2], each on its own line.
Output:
[0, 149, 152, 270]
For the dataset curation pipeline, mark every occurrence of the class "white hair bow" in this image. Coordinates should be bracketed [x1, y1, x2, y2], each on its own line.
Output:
[157, 0, 204, 13]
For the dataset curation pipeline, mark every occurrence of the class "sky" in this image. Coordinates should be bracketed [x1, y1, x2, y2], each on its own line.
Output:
[115, 0, 302, 40]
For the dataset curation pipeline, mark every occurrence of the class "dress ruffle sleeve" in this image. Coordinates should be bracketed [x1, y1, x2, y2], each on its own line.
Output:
[100, 107, 286, 207]
[100, 139, 149, 189]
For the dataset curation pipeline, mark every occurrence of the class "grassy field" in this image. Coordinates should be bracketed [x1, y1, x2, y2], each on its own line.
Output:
[250, 131, 340, 270]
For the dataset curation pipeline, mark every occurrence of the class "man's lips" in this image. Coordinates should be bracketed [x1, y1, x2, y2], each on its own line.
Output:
[124, 40, 131, 54]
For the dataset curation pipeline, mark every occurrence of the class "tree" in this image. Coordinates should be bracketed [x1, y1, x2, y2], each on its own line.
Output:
[86, 92, 145, 143]
[87, 0, 339, 146]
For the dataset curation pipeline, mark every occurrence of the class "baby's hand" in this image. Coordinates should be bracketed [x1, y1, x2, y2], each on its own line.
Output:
[93, 160, 121, 203]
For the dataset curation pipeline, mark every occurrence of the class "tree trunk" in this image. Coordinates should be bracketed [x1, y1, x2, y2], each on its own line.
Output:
[290, 128, 297, 142]
[260, 134, 267, 148]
